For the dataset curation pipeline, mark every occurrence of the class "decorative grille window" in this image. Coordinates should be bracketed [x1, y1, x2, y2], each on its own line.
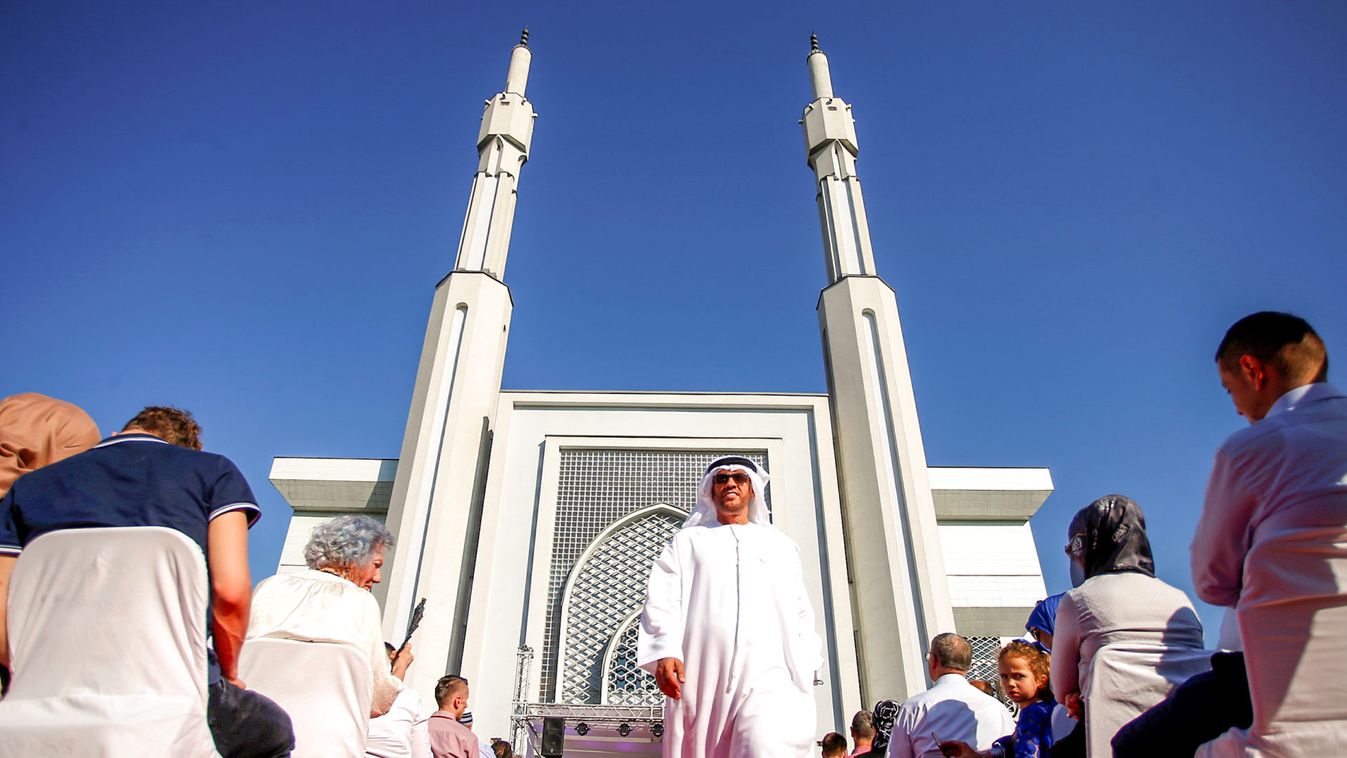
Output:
[603, 617, 660, 705]
[540, 449, 768, 702]
[557, 507, 682, 703]
[967, 635, 1018, 714]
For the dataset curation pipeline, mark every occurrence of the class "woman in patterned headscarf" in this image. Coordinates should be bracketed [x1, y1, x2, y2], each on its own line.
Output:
[1049, 495, 1206, 757]
[869, 699, 898, 754]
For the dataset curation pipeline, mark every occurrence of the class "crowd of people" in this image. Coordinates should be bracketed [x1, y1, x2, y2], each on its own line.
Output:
[638, 311, 1345, 757]
[0, 398, 516, 757]
[0, 309, 1342, 758]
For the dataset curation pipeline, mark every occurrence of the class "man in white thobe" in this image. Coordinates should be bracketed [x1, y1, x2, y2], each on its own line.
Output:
[638, 456, 822, 757]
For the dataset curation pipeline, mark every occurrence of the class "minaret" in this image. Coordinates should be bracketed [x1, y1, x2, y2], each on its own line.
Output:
[802, 35, 956, 701]
[379, 30, 537, 698]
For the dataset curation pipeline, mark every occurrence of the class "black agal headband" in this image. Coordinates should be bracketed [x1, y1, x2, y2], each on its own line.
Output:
[704, 456, 759, 474]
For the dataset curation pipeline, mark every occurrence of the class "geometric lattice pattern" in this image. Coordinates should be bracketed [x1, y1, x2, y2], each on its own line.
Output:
[604, 620, 660, 705]
[540, 448, 769, 701]
[967, 635, 1018, 714]
[966, 635, 1002, 685]
[559, 509, 682, 703]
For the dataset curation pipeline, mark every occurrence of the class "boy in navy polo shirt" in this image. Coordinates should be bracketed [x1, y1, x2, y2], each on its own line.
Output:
[0, 406, 293, 758]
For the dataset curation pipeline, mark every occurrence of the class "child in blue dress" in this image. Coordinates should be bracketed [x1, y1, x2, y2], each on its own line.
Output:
[939, 641, 1055, 758]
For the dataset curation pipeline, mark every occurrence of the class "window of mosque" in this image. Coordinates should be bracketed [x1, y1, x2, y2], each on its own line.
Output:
[604, 621, 661, 706]
[967, 635, 1020, 715]
[541, 449, 769, 702]
[557, 508, 682, 703]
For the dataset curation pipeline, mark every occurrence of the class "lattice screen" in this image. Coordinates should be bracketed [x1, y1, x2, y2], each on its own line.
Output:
[558, 509, 682, 703]
[541, 449, 768, 702]
[967, 635, 1018, 713]
[604, 620, 661, 705]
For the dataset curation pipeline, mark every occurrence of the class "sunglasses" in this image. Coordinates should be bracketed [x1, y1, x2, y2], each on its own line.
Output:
[1064, 534, 1085, 557]
[712, 472, 751, 486]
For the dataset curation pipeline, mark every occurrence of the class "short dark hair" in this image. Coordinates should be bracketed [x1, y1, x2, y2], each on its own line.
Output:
[122, 406, 202, 450]
[850, 710, 875, 739]
[929, 632, 972, 672]
[820, 731, 848, 756]
[435, 675, 469, 708]
[1216, 311, 1328, 383]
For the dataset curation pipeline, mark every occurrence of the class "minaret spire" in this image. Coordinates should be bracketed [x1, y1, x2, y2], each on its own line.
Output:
[506, 28, 531, 95]
[802, 40, 956, 702]
[380, 34, 539, 700]
[807, 33, 834, 99]
[801, 35, 870, 282]
[452, 31, 538, 277]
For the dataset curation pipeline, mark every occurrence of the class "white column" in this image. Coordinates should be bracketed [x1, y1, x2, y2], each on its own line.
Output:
[380, 32, 535, 699]
[804, 39, 956, 702]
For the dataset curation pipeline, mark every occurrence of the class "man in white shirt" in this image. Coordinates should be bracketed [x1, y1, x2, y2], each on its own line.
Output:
[367, 643, 431, 758]
[1184, 311, 1347, 755]
[886, 634, 1013, 758]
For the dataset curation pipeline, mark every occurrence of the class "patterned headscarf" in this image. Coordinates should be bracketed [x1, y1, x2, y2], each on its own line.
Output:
[0, 392, 100, 499]
[682, 456, 771, 528]
[1067, 494, 1156, 580]
[870, 699, 899, 753]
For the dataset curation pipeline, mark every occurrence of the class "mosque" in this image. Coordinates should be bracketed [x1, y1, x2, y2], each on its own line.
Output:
[268, 33, 1053, 755]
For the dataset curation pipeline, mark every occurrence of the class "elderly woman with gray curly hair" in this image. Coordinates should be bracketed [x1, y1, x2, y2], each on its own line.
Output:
[246, 515, 413, 716]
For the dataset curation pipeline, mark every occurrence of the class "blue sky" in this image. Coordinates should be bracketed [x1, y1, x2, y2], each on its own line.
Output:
[6, 2, 1346, 642]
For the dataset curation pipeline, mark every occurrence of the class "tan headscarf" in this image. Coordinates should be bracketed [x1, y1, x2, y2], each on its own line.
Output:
[0, 392, 101, 498]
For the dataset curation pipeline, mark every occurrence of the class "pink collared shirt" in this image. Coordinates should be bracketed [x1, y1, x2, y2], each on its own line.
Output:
[1192, 382, 1347, 607]
[426, 712, 478, 758]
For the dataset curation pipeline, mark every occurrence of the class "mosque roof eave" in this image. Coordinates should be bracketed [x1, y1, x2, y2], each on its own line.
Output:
[928, 466, 1054, 522]
[269, 456, 397, 515]
[270, 456, 1052, 521]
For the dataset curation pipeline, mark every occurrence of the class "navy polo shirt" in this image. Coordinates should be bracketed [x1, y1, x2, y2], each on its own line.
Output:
[0, 433, 261, 685]
[0, 433, 260, 557]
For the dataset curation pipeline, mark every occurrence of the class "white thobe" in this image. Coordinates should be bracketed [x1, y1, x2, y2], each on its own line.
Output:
[638, 521, 822, 758]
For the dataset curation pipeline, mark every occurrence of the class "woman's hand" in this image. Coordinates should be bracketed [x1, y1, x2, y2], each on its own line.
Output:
[1065, 691, 1083, 720]
[392, 643, 414, 680]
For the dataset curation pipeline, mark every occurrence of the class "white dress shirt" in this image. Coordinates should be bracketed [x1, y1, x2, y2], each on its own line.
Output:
[1192, 382, 1347, 608]
[885, 673, 1014, 758]
[366, 680, 432, 758]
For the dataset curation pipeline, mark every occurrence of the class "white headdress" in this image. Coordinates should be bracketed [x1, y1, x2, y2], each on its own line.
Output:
[683, 456, 772, 528]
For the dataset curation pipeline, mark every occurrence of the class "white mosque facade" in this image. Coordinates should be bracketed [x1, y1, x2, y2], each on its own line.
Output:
[269, 35, 1053, 755]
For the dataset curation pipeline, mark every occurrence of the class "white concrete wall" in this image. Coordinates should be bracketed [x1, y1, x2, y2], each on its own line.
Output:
[937, 522, 1047, 609]
[455, 391, 862, 740]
